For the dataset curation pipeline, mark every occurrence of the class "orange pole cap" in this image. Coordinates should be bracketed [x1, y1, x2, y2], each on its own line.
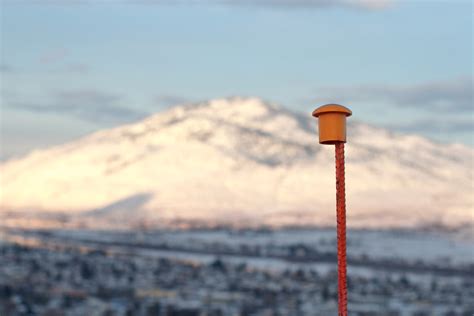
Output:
[312, 104, 352, 145]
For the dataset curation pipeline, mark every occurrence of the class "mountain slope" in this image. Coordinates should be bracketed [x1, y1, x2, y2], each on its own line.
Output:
[1, 97, 473, 229]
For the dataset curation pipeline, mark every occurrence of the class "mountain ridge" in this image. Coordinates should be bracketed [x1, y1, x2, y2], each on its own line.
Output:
[1, 97, 473, 230]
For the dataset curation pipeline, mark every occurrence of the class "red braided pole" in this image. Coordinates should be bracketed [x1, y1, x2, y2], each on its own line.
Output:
[335, 142, 347, 316]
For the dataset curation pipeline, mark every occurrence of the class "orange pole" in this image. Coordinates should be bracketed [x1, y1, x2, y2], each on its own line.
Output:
[312, 104, 351, 315]
[335, 142, 347, 316]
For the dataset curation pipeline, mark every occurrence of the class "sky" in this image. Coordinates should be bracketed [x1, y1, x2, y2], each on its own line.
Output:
[0, 0, 472, 160]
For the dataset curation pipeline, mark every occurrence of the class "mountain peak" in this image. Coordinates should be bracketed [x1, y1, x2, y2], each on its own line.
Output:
[168, 97, 283, 121]
[138, 97, 310, 145]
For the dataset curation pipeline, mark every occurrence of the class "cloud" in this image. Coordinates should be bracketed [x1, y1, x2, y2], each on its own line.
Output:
[9, 90, 147, 123]
[5, 0, 393, 10]
[221, 0, 393, 10]
[312, 76, 473, 112]
[63, 63, 90, 74]
[39, 48, 69, 64]
[0, 64, 14, 73]
[387, 117, 474, 134]
[154, 95, 190, 107]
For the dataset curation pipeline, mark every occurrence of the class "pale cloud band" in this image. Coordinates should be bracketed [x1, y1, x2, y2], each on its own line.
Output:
[221, 0, 393, 10]
[313, 76, 473, 112]
[7, 90, 147, 123]
[3, 0, 393, 10]
[387, 118, 473, 135]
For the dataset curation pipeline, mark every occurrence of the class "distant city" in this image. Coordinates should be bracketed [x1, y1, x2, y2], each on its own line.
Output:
[1, 228, 472, 316]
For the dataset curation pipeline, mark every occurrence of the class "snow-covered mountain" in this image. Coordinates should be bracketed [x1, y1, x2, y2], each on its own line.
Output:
[1, 97, 473, 229]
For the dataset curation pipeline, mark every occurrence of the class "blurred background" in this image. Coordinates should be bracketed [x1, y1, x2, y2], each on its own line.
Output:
[0, 0, 473, 315]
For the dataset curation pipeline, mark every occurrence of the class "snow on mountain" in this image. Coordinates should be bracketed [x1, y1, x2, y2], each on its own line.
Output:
[1, 97, 473, 229]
